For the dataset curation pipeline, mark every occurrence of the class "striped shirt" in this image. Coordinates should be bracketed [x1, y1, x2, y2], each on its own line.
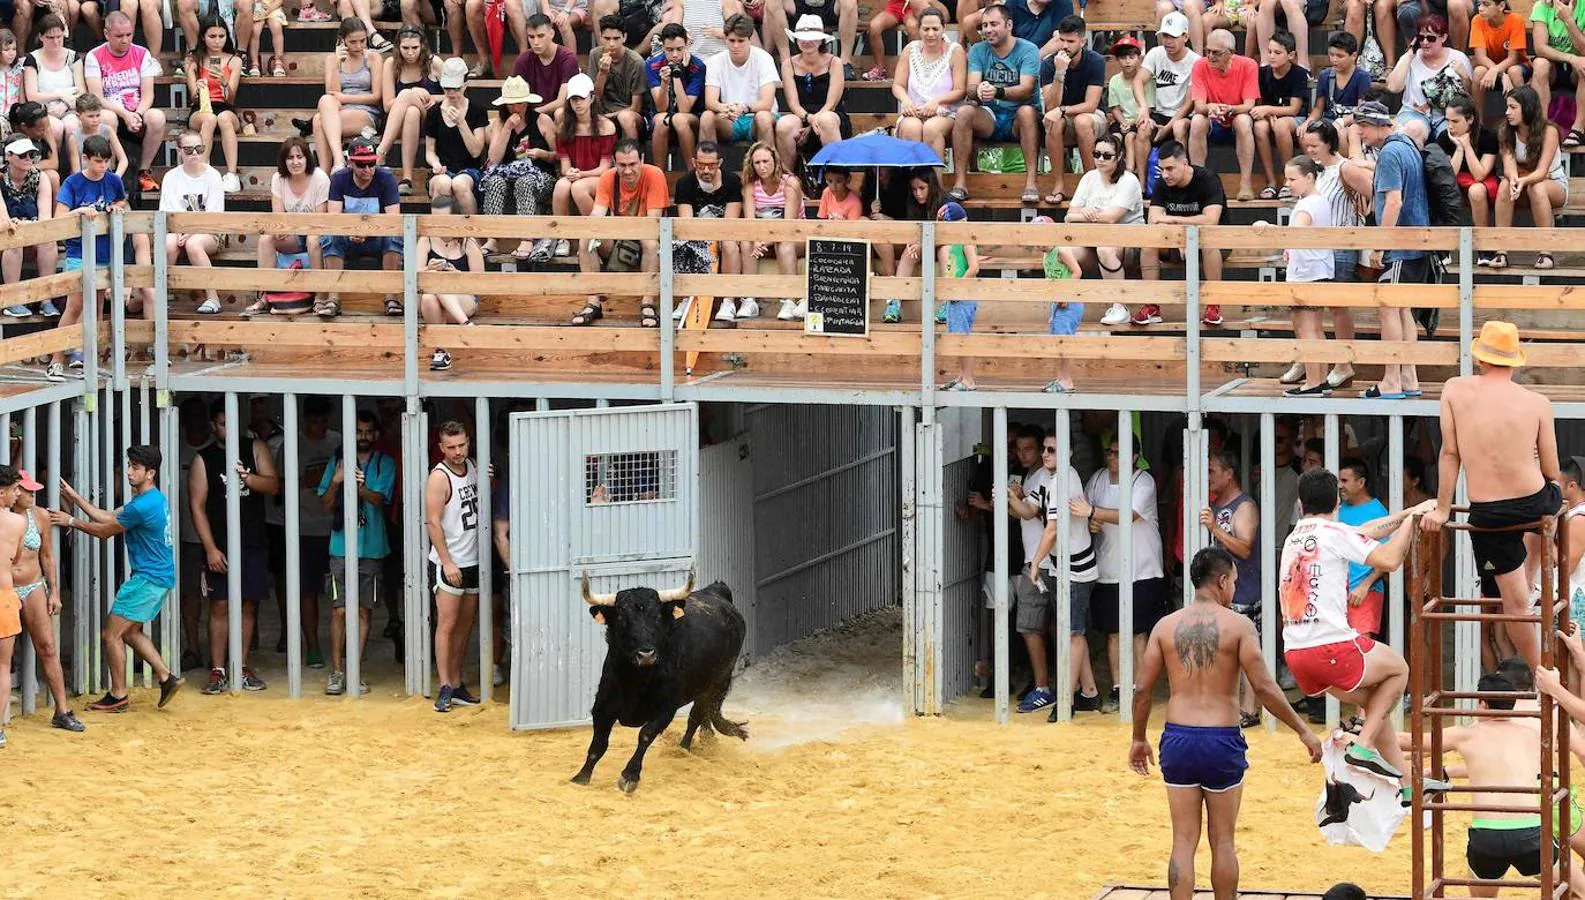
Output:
[1316, 158, 1361, 229]
[1045, 467, 1098, 583]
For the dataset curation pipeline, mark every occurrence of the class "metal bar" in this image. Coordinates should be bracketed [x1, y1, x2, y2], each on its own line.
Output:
[1388, 414, 1405, 731]
[72, 400, 88, 695]
[101, 386, 115, 691]
[1181, 425, 1195, 607]
[992, 406, 1009, 725]
[402, 215, 418, 398]
[283, 395, 302, 699]
[223, 392, 242, 693]
[1454, 471, 1478, 711]
[899, 406, 918, 714]
[658, 217, 674, 401]
[1419, 705, 1543, 718]
[1118, 411, 1134, 723]
[418, 408, 432, 696]
[1323, 413, 1340, 728]
[160, 401, 179, 671]
[403, 405, 424, 696]
[86, 396, 101, 692]
[110, 210, 125, 388]
[1458, 226, 1472, 377]
[919, 221, 936, 411]
[1053, 410, 1072, 723]
[475, 395, 493, 703]
[1421, 612, 1551, 623]
[153, 212, 168, 393]
[1185, 226, 1201, 408]
[1259, 412, 1276, 731]
[341, 394, 360, 698]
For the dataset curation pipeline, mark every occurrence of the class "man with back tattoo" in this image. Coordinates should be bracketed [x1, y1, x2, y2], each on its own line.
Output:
[1131, 546, 1321, 900]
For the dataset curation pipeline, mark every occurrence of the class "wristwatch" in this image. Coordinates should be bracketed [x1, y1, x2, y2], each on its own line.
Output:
[994, 85, 1005, 100]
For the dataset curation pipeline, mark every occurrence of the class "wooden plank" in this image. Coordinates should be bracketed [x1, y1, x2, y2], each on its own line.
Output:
[418, 213, 659, 241]
[1472, 226, 1585, 253]
[171, 212, 404, 238]
[1201, 225, 1459, 252]
[421, 270, 659, 297]
[0, 215, 83, 253]
[675, 329, 919, 356]
[1201, 337, 1459, 366]
[1202, 282, 1461, 309]
[1472, 284, 1585, 311]
[937, 222, 1184, 249]
[125, 320, 154, 342]
[422, 324, 659, 353]
[940, 334, 1185, 360]
[167, 320, 405, 348]
[0, 271, 85, 306]
[936, 279, 1186, 304]
[0, 324, 83, 364]
[672, 218, 920, 243]
[167, 267, 405, 293]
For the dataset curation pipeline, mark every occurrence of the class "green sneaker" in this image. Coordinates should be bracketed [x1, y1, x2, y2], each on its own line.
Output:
[882, 298, 901, 324]
[306, 649, 325, 670]
[1345, 743, 1403, 780]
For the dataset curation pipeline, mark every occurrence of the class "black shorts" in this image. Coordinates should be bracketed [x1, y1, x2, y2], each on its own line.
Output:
[200, 543, 271, 602]
[793, 0, 840, 28]
[1090, 577, 1170, 635]
[1466, 824, 1544, 880]
[116, 116, 148, 150]
[431, 560, 480, 596]
[1469, 482, 1562, 596]
[190, 100, 236, 118]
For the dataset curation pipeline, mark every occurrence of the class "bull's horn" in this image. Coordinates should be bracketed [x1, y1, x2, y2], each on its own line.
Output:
[580, 571, 615, 606]
[657, 570, 696, 602]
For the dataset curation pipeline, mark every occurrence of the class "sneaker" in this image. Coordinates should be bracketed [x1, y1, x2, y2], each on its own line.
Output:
[88, 691, 129, 712]
[3, 304, 30, 317]
[933, 305, 946, 325]
[1071, 691, 1101, 712]
[430, 348, 452, 371]
[201, 667, 227, 695]
[220, 171, 242, 193]
[791, 299, 807, 317]
[306, 649, 326, 669]
[44, 362, 64, 382]
[737, 298, 760, 318]
[492, 664, 506, 687]
[1102, 686, 1121, 713]
[1306, 697, 1328, 724]
[1130, 304, 1163, 326]
[673, 297, 692, 321]
[359, 125, 377, 142]
[714, 297, 737, 322]
[1099, 302, 1130, 326]
[38, 299, 60, 317]
[0, 729, 5, 747]
[67, 351, 83, 370]
[452, 684, 480, 706]
[776, 299, 798, 321]
[1278, 361, 1306, 385]
[158, 674, 182, 708]
[51, 710, 86, 731]
[137, 169, 159, 192]
[327, 670, 346, 695]
[1201, 304, 1224, 327]
[1017, 686, 1056, 713]
[882, 298, 902, 323]
[553, 239, 570, 257]
[242, 668, 267, 691]
[196, 298, 222, 314]
[1344, 743, 1403, 780]
[434, 684, 454, 713]
[528, 237, 555, 262]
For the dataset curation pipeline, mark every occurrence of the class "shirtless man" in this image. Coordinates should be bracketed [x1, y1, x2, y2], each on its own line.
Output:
[1131, 546, 1322, 900]
[1421, 320, 1562, 672]
[0, 466, 27, 747]
[1281, 467, 1443, 802]
[10, 470, 83, 732]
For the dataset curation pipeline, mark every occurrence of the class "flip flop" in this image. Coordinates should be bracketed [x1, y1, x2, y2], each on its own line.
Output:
[1566, 129, 1585, 149]
[946, 186, 969, 203]
[1043, 189, 1065, 205]
[1020, 187, 1040, 205]
[1361, 385, 1407, 400]
[1258, 185, 1278, 200]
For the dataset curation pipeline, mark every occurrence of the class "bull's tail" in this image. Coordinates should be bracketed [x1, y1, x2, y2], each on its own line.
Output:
[711, 710, 749, 741]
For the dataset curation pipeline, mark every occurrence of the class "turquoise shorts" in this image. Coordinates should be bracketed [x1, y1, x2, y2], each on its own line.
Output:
[729, 114, 755, 142]
[111, 573, 171, 623]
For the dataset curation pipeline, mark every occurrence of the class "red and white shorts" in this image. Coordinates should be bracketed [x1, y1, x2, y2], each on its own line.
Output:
[1284, 635, 1375, 698]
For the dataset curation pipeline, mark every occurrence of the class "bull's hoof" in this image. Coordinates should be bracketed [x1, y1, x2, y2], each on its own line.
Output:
[570, 771, 592, 785]
[617, 775, 639, 794]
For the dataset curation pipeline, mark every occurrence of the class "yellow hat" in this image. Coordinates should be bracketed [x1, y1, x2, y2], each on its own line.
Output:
[1470, 320, 1526, 367]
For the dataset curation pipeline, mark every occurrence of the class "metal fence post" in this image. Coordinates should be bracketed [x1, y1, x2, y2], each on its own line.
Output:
[1323, 412, 1341, 727]
[1118, 411, 1135, 723]
[475, 395, 494, 702]
[1259, 412, 1277, 732]
[153, 213, 169, 395]
[110, 210, 125, 389]
[18, 407, 35, 713]
[223, 391, 243, 692]
[1458, 226, 1473, 376]
[1388, 413, 1406, 731]
[992, 405, 1009, 725]
[80, 216, 98, 408]
[284, 394, 302, 699]
[1053, 411, 1073, 723]
[920, 221, 936, 404]
[403, 215, 419, 398]
[659, 217, 675, 401]
[341, 393, 361, 698]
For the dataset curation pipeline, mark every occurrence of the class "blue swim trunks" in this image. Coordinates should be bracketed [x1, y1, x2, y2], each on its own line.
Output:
[111, 573, 172, 624]
[988, 106, 1018, 142]
[1159, 722, 1249, 792]
[1048, 301, 1083, 335]
[729, 114, 756, 142]
[944, 299, 978, 335]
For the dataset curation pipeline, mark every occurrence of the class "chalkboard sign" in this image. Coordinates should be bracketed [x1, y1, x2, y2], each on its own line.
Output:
[805, 237, 870, 336]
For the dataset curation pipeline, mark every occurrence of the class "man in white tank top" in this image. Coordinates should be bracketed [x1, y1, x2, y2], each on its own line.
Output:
[426, 421, 481, 713]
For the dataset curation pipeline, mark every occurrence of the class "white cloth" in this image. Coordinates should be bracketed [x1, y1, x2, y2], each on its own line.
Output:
[705, 46, 780, 111]
[1286, 194, 1334, 282]
[1046, 466, 1097, 583]
[428, 460, 480, 567]
[1280, 516, 1377, 650]
[1313, 739, 1406, 852]
[1085, 469, 1163, 583]
[904, 41, 961, 113]
[1020, 466, 1053, 569]
[1070, 169, 1144, 225]
[158, 165, 225, 214]
[1142, 46, 1198, 116]
[683, 0, 727, 60]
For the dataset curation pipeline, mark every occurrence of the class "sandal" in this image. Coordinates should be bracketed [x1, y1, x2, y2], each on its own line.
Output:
[862, 65, 886, 81]
[241, 110, 258, 135]
[512, 241, 537, 261]
[315, 295, 341, 317]
[945, 186, 969, 203]
[1277, 185, 1292, 199]
[1566, 129, 1585, 149]
[571, 302, 603, 326]
[271, 56, 287, 77]
[1535, 252, 1556, 270]
[1239, 712, 1262, 729]
[240, 297, 270, 317]
[1043, 189, 1065, 205]
[368, 32, 393, 52]
[1020, 187, 1040, 205]
[384, 296, 403, 316]
[1488, 251, 1508, 270]
[1258, 185, 1278, 200]
[639, 302, 659, 328]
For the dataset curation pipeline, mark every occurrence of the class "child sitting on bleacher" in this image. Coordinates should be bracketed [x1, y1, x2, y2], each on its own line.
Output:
[50, 134, 124, 381]
[935, 200, 980, 392]
[1252, 29, 1308, 198]
[1105, 36, 1152, 186]
[0, 30, 22, 139]
[66, 94, 128, 181]
[1307, 31, 1371, 158]
[817, 167, 862, 220]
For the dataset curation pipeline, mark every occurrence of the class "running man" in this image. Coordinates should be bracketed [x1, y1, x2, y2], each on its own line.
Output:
[426, 420, 480, 713]
[1281, 467, 1440, 802]
[1131, 546, 1322, 900]
[10, 469, 83, 732]
[1421, 320, 1561, 672]
[49, 446, 181, 713]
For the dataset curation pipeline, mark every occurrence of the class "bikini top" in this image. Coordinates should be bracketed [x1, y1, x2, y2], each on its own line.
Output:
[21, 509, 39, 551]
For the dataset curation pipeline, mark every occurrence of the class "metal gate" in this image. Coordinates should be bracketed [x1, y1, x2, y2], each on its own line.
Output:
[508, 403, 699, 730]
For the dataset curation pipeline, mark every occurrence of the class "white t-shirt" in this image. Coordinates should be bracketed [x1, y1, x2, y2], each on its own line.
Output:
[705, 46, 780, 111]
[1020, 467, 1053, 569]
[1403, 50, 1471, 114]
[1085, 469, 1164, 583]
[158, 164, 224, 214]
[1142, 46, 1199, 116]
[1070, 169, 1144, 225]
[1286, 193, 1334, 282]
[1279, 516, 1379, 650]
[1046, 466, 1097, 583]
[272, 170, 330, 213]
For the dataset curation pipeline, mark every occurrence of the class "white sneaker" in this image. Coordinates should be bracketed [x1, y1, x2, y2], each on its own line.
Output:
[492, 664, 506, 687]
[554, 239, 570, 257]
[196, 298, 222, 314]
[38, 299, 60, 317]
[737, 298, 760, 318]
[673, 297, 691, 321]
[220, 171, 242, 193]
[1099, 302, 1130, 326]
[776, 299, 797, 320]
[792, 299, 807, 317]
[714, 297, 737, 322]
[2, 304, 30, 317]
[1278, 361, 1305, 384]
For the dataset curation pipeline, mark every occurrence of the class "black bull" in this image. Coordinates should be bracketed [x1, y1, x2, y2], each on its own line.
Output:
[571, 572, 749, 793]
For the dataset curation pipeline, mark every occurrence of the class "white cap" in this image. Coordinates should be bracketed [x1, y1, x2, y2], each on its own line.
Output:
[438, 56, 468, 89]
[4, 137, 35, 156]
[567, 72, 595, 99]
[1159, 11, 1190, 36]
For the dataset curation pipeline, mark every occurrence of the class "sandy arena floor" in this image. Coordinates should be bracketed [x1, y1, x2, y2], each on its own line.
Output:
[3, 610, 1461, 899]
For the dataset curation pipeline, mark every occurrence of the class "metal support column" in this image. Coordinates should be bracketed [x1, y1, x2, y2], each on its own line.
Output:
[475, 395, 493, 702]
[340, 394, 361, 698]
[100, 386, 115, 690]
[402, 216, 419, 398]
[658, 218, 675, 400]
[1118, 411, 1136, 723]
[1052, 411, 1073, 722]
[992, 406, 1009, 724]
[159, 400, 179, 670]
[223, 391, 243, 693]
[153, 213, 169, 393]
[919, 221, 936, 407]
[283, 395, 302, 699]
[899, 406, 918, 713]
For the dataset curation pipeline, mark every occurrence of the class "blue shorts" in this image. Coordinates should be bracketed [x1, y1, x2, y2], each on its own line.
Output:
[321, 234, 402, 260]
[944, 299, 977, 335]
[1048, 301, 1083, 335]
[446, 166, 483, 189]
[1159, 722, 1249, 792]
[276, 250, 311, 269]
[111, 573, 172, 624]
[988, 106, 1018, 142]
[1209, 119, 1239, 144]
[729, 114, 756, 142]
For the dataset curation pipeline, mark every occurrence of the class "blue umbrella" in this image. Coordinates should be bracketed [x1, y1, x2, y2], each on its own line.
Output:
[808, 133, 944, 169]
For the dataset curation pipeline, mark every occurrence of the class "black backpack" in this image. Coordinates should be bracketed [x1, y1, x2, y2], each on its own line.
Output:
[1420, 141, 1468, 228]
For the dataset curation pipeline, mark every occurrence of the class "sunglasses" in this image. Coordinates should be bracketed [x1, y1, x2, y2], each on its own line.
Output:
[351, 161, 375, 169]
[1418, 31, 1443, 40]
[179, 144, 204, 155]
[1093, 151, 1117, 160]
[1042, 446, 1057, 453]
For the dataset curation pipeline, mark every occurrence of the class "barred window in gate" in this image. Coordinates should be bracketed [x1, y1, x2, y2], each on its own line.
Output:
[584, 451, 675, 505]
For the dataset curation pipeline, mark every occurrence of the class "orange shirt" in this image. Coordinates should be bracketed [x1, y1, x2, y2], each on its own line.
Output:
[595, 163, 669, 215]
[1470, 11, 1528, 64]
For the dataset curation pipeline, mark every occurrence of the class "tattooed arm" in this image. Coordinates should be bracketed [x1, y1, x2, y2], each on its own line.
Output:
[1237, 616, 1322, 761]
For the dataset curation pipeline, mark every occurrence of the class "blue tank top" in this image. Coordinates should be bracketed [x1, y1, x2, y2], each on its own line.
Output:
[1210, 492, 1261, 612]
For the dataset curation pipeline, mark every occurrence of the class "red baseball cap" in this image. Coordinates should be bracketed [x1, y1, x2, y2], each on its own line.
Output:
[1110, 35, 1143, 54]
[16, 469, 42, 491]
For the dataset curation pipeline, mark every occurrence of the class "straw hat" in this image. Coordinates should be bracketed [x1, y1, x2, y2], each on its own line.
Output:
[493, 76, 542, 106]
[1470, 320, 1526, 367]
[786, 13, 833, 44]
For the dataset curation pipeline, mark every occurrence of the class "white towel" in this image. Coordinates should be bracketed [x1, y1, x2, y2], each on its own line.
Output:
[1313, 739, 1407, 852]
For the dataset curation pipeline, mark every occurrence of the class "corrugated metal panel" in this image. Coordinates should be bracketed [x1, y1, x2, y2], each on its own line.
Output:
[698, 438, 758, 664]
[509, 404, 698, 730]
[939, 455, 985, 704]
[747, 404, 898, 654]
